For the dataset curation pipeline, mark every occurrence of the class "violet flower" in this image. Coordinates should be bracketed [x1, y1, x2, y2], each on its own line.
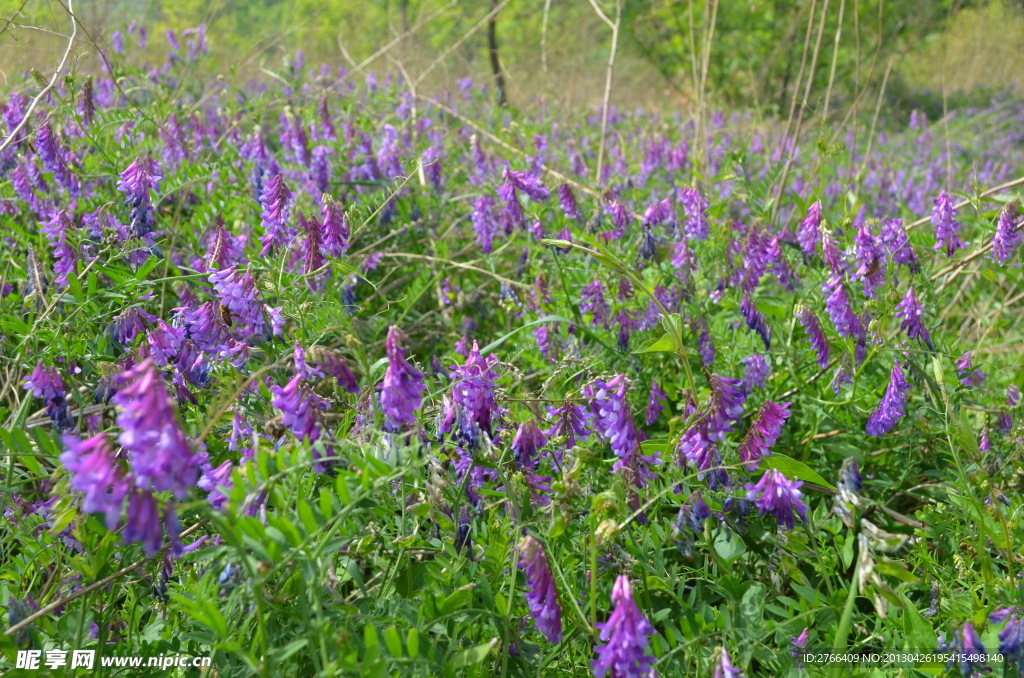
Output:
[646, 381, 668, 425]
[991, 200, 1022, 264]
[207, 266, 266, 340]
[866, 359, 910, 436]
[23, 362, 73, 432]
[499, 165, 548, 228]
[677, 419, 728, 489]
[741, 354, 770, 393]
[737, 400, 791, 470]
[712, 646, 746, 678]
[258, 173, 293, 256]
[450, 341, 501, 436]
[880, 217, 919, 271]
[706, 373, 746, 440]
[558, 183, 581, 220]
[379, 326, 425, 432]
[745, 468, 808, 530]
[931, 191, 966, 258]
[740, 294, 771, 350]
[60, 434, 127, 530]
[39, 209, 79, 288]
[516, 535, 562, 643]
[589, 375, 660, 486]
[679, 186, 709, 241]
[472, 195, 499, 254]
[512, 420, 547, 469]
[117, 156, 160, 233]
[592, 575, 656, 678]
[797, 307, 830, 368]
[895, 287, 931, 348]
[823, 275, 861, 339]
[321, 193, 350, 256]
[797, 201, 822, 256]
[990, 607, 1023, 670]
[113, 359, 199, 499]
[852, 218, 886, 299]
[544, 400, 591, 455]
[122, 491, 165, 556]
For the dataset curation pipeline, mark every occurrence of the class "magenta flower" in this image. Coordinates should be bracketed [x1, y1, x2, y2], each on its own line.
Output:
[737, 400, 791, 470]
[954, 350, 984, 387]
[516, 535, 562, 643]
[990, 607, 1023, 669]
[797, 201, 822, 256]
[592, 576, 656, 678]
[271, 375, 329, 444]
[117, 156, 161, 205]
[379, 326, 425, 432]
[59, 434, 128, 530]
[866, 359, 910, 436]
[895, 287, 931, 347]
[746, 468, 807, 530]
[589, 375, 660, 486]
[679, 186, 709, 241]
[512, 420, 547, 468]
[499, 165, 548, 228]
[797, 307, 830, 368]
[471, 195, 499, 253]
[122, 490, 165, 556]
[931, 191, 966, 257]
[113, 359, 199, 499]
[544, 400, 592, 455]
[207, 266, 267, 340]
[581, 280, 611, 328]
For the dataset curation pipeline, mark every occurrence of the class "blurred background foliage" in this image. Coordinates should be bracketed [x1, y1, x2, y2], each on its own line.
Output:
[2, 0, 1024, 117]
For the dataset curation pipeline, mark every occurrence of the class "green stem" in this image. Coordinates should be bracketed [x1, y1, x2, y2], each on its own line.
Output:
[829, 559, 860, 678]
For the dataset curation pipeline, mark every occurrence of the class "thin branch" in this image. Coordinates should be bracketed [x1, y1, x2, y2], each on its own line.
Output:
[593, 0, 621, 184]
[0, 0, 76, 157]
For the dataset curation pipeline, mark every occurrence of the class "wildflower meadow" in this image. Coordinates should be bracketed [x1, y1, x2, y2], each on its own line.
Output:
[1, 3, 1024, 677]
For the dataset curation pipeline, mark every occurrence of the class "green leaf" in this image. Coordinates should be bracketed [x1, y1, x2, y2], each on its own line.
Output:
[406, 628, 420, 657]
[762, 454, 836, 489]
[450, 638, 497, 668]
[900, 593, 937, 650]
[383, 626, 403, 656]
[713, 529, 747, 562]
[632, 333, 676, 354]
[273, 639, 309, 662]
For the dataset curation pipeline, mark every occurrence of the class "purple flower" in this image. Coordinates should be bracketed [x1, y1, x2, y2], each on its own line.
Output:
[880, 217, 919, 271]
[955, 351, 986, 387]
[589, 375, 660, 486]
[207, 266, 266, 340]
[302, 213, 325, 289]
[895, 287, 931, 347]
[592, 576, 656, 678]
[797, 201, 822, 256]
[122, 491, 165, 556]
[740, 294, 771, 350]
[472, 195, 499, 253]
[581, 280, 611, 328]
[990, 607, 1023, 669]
[941, 621, 989, 677]
[737, 400, 791, 470]
[852, 219, 886, 299]
[516, 535, 562, 643]
[36, 123, 79, 194]
[321, 194, 350, 256]
[113, 359, 199, 499]
[544, 400, 592, 454]
[258, 173, 293, 256]
[931, 191, 966, 258]
[450, 341, 501, 436]
[712, 646, 746, 678]
[270, 375, 330, 463]
[117, 156, 161, 205]
[677, 419, 727, 489]
[59, 434, 128, 530]
[991, 200, 1022, 264]
[823, 275, 861, 339]
[24, 361, 73, 431]
[379, 326, 425, 432]
[558, 183, 581, 219]
[646, 381, 668, 425]
[679, 186, 709, 240]
[866, 359, 910, 436]
[307, 346, 360, 393]
[790, 628, 809, 668]
[512, 420, 547, 468]
[741, 354, 770, 393]
[39, 209, 79, 288]
[745, 468, 807, 530]
[1009, 385, 1021, 408]
[707, 373, 746, 440]
[696, 319, 715, 367]
[499, 165, 548, 228]
[797, 307, 830, 368]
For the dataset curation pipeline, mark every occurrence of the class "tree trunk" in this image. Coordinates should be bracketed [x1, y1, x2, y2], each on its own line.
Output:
[487, 0, 508, 106]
